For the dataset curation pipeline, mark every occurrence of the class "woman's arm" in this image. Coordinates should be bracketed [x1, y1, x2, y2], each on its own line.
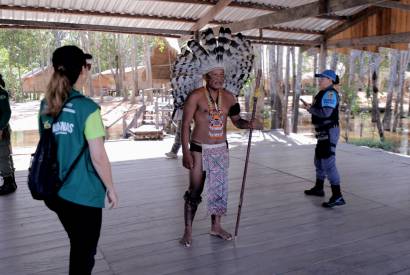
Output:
[88, 138, 118, 208]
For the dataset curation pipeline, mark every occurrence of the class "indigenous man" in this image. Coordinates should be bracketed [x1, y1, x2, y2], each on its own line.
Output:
[171, 28, 257, 247]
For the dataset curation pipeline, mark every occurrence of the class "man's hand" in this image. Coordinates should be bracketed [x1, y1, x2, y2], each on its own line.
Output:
[182, 152, 194, 169]
[0, 130, 3, 141]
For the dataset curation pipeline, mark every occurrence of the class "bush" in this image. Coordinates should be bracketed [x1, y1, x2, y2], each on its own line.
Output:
[348, 138, 396, 152]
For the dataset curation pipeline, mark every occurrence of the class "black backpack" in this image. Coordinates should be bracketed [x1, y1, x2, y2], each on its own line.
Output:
[28, 96, 85, 200]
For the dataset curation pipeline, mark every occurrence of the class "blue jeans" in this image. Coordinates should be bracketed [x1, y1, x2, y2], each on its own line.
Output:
[314, 127, 340, 185]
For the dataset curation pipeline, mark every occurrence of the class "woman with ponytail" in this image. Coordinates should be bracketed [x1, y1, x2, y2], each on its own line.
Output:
[40, 45, 118, 275]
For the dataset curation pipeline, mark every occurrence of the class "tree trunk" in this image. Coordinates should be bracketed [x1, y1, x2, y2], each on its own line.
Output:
[275, 46, 283, 128]
[392, 51, 410, 132]
[292, 48, 303, 133]
[143, 36, 153, 88]
[291, 47, 296, 111]
[345, 50, 360, 142]
[96, 50, 104, 103]
[330, 51, 338, 71]
[370, 53, 384, 141]
[269, 45, 277, 129]
[283, 46, 290, 135]
[383, 50, 399, 131]
[131, 35, 139, 104]
[319, 42, 327, 72]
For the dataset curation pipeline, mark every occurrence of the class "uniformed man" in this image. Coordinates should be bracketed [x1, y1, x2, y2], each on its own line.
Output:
[0, 74, 16, 195]
[302, 69, 345, 208]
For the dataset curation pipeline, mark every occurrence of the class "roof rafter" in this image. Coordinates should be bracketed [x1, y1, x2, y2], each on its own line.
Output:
[190, 0, 233, 31]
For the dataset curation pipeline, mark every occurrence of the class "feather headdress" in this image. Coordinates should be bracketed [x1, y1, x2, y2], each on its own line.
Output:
[171, 27, 254, 109]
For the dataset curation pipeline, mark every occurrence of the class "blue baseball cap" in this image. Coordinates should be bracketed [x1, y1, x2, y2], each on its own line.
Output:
[315, 69, 336, 82]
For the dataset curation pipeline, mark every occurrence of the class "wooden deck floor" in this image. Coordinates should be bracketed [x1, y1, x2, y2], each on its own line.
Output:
[1, 131, 410, 275]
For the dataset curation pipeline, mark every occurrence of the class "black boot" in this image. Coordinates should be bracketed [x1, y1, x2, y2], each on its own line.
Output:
[0, 174, 17, 195]
[322, 185, 345, 208]
[304, 179, 325, 197]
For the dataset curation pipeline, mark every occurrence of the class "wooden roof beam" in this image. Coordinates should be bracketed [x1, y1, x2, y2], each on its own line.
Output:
[246, 36, 318, 46]
[214, 0, 384, 33]
[327, 31, 410, 48]
[190, 0, 233, 31]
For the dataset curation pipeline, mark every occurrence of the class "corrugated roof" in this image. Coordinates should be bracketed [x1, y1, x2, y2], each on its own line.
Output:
[0, 0, 380, 46]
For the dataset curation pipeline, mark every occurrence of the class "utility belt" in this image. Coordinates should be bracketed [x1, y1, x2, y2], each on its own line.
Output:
[314, 123, 338, 159]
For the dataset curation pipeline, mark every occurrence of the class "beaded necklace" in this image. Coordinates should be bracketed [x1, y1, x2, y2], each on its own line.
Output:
[205, 89, 224, 140]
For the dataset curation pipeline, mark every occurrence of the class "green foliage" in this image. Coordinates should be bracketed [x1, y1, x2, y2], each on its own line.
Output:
[340, 82, 360, 114]
[303, 83, 316, 95]
[349, 137, 396, 152]
[154, 37, 166, 53]
[0, 30, 159, 101]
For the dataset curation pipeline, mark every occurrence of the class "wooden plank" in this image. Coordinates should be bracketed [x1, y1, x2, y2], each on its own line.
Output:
[327, 31, 410, 47]
[324, 7, 381, 40]
[2, 132, 410, 274]
[213, 0, 383, 33]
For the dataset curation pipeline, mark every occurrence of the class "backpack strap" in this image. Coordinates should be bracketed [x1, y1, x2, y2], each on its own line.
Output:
[61, 140, 87, 182]
[50, 94, 87, 182]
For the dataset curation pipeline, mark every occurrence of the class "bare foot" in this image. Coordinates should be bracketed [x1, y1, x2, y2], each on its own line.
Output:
[209, 227, 232, 241]
[179, 229, 192, 247]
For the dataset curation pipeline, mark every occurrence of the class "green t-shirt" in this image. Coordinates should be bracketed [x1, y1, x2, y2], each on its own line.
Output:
[84, 109, 105, 140]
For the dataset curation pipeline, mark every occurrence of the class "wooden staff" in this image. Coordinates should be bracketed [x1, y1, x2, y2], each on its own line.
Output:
[234, 69, 262, 238]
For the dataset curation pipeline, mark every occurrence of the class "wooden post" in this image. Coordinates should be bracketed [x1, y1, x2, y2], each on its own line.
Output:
[155, 94, 159, 129]
[283, 46, 290, 135]
[292, 48, 303, 133]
